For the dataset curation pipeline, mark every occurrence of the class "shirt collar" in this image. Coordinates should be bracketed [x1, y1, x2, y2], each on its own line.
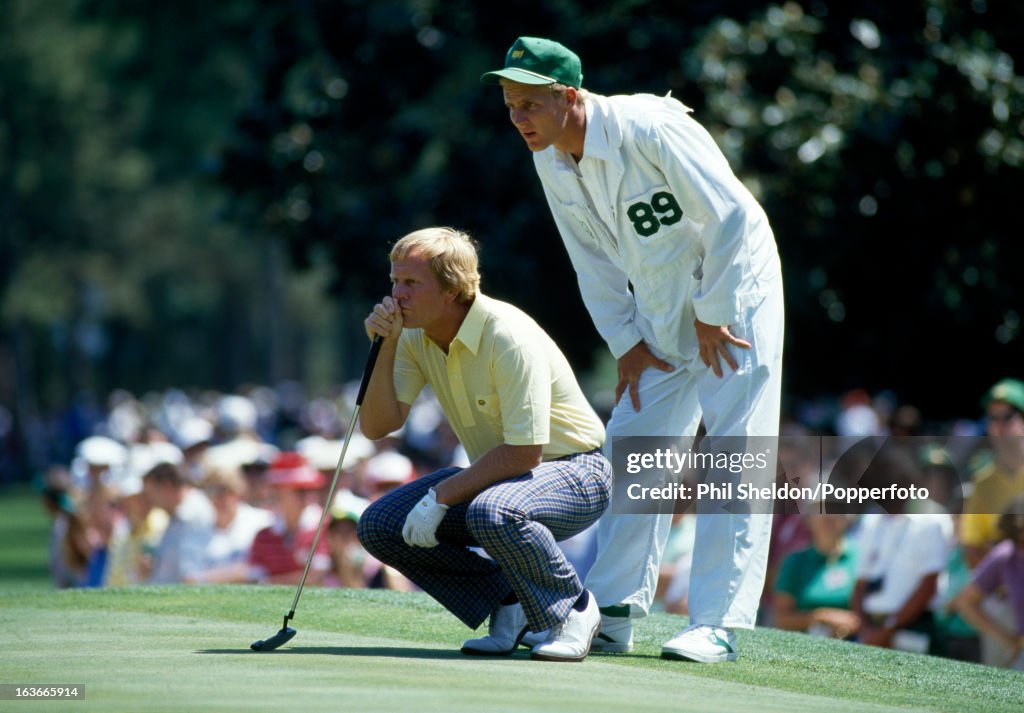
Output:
[549, 94, 616, 171]
[579, 97, 616, 162]
[451, 293, 489, 356]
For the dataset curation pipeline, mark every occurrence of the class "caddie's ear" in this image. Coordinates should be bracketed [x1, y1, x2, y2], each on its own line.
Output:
[565, 86, 578, 106]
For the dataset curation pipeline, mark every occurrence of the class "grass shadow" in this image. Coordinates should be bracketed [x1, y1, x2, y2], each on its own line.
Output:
[590, 651, 665, 661]
[197, 645, 493, 661]
[198, 645, 661, 662]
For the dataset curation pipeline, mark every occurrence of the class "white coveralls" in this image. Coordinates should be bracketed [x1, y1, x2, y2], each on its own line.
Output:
[533, 93, 784, 629]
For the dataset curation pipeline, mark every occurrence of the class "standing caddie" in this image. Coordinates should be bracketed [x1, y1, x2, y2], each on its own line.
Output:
[482, 37, 785, 662]
[357, 227, 613, 661]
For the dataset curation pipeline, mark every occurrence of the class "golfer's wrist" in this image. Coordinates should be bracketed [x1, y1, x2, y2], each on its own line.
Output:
[429, 487, 451, 510]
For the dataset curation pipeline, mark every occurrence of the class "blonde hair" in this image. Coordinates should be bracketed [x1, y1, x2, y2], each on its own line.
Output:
[202, 464, 247, 496]
[498, 77, 587, 104]
[550, 83, 588, 104]
[390, 227, 481, 303]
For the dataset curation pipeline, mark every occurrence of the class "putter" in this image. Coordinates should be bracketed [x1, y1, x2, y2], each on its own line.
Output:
[251, 334, 383, 652]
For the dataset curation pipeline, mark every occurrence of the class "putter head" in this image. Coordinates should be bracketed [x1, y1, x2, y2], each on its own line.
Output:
[250, 627, 297, 652]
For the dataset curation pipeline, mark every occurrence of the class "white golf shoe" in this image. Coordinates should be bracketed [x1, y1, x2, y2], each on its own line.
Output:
[530, 593, 600, 662]
[519, 628, 549, 648]
[661, 624, 738, 663]
[590, 613, 634, 653]
[461, 602, 528, 656]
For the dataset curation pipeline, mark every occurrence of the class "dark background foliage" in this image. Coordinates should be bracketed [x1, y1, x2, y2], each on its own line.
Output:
[1, 0, 1021, 476]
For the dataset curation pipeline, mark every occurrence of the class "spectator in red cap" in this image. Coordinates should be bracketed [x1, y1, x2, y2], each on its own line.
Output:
[248, 452, 330, 585]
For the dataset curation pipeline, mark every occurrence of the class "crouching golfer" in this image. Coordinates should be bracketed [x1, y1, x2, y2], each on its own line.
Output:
[357, 226, 611, 662]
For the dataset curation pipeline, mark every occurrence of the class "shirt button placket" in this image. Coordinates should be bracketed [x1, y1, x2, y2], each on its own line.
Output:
[449, 349, 475, 426]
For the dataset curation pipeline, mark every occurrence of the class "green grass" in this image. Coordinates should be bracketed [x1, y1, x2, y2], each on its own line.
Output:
[1, 488, 1022, 712]
[0, 485, 51, 586]
[1, 586, 1022, 713]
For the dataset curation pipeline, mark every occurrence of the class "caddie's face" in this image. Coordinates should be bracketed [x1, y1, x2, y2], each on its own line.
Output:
[502, 81, 572, 152]
[390, 249, 456, 330]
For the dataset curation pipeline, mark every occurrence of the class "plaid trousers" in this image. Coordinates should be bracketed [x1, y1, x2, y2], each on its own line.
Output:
[357, 450, 611, 633]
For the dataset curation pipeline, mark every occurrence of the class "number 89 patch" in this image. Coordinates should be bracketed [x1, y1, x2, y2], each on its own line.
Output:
[624, 188, 684, 238]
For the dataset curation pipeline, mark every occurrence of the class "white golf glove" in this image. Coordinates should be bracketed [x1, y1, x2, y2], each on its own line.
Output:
[402, 488, 449, 548]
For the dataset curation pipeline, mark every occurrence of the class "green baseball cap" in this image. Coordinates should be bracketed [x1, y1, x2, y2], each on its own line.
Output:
[480, 37, 583, 89]
[983, 378, 1024, 413]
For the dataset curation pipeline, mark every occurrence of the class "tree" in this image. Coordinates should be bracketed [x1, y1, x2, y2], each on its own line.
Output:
[686, 1, 1024, 415]
[3, 0, 1022, 481]
[0, 0, 344, 473]
[218, 0, 1023, 418]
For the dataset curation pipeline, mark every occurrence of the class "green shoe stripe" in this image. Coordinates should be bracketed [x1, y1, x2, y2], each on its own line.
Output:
[709, 633, 734, 653]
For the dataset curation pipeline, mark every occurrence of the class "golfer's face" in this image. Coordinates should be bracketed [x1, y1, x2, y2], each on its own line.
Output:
[390, 250, 454, 329]
[502, 81, 570, 152]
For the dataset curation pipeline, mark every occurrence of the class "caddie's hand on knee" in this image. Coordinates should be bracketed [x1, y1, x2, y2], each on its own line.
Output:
[615, 340, 674, 411]
[402, 487, 449, 547]
[695, 319, 751, 378]
[364, 296, 404, 343]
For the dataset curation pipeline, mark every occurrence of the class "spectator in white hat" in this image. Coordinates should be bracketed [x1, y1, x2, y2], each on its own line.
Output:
[183, 465, 273, 584]
[175, 416, 214, 485]
[105, 471, 169, 586]
[360, 450, 415, 501]
[72, 435, 127, 492]
[203, 394, 278, 471]
[296, 432, 373, 528]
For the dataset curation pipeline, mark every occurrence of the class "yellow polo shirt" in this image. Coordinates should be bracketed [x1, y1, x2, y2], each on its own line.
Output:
[393, 293, 605, 463]
[961, 461, 1024, 546]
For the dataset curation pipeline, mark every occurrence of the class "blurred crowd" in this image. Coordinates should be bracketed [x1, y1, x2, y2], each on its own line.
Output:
[36, 384, 470, 596]
[32, 377, 1024, 671]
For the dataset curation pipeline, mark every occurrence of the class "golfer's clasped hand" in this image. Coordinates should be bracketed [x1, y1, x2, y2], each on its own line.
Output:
[365, 296, 403, 342]
[402, 487, 449, 547]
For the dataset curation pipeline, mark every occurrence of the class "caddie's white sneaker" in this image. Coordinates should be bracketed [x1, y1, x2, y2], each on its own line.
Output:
[461, 602, 528, 656]
[590, 613, 634, 653]
[661, 624, 738, 663]
[530, 593, 600, 662]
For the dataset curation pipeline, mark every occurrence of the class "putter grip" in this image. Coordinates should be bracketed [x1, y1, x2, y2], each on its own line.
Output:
[355, 335, 384, 406]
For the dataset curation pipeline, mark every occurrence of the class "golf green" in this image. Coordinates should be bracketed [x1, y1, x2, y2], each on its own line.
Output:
[1, 586, 1021, 713]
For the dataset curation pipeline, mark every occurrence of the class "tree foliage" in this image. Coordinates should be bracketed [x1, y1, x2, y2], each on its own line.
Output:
[215, 0, 1024, 417]
[1, 0, 1022, 449]
[687, 1, 1024, 407]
